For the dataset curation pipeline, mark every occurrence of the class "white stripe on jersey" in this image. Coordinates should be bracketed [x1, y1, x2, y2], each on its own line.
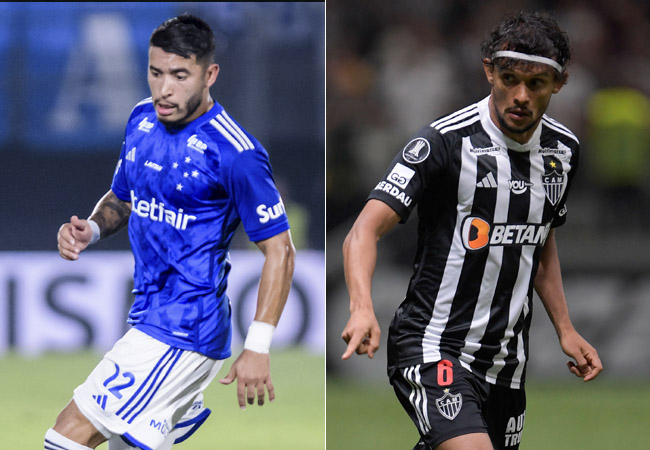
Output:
[403, 365, 431, 434]
[542, 116, 579, 144]
[459, 142, 511, 369]
[136, 97, 153, 107]
[484, 143, 547, 388]
[430, 103, 478, 128]
[210, 119, 245, 152]
[221, 112, 255, 149]
[422, 136, 475, 364]
[437, 114, 481, 135]
[216, 113, 254, 151]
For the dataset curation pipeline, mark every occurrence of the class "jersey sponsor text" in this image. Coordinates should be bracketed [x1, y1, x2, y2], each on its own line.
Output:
[374, 181, 413, 207]
[256, 198, 286, 224]
[462, 217, 551, 250]
[130, 190, 196, 230]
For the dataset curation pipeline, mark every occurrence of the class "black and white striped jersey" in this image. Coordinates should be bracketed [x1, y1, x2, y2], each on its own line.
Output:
[369, 96, 579, 389]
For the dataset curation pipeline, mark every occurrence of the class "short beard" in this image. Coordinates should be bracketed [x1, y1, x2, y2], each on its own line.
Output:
[158, 92, 203, 128]
[495, 109, 539, 136]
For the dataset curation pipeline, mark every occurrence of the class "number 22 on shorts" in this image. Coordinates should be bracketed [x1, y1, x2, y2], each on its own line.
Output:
[437, 359, 453, 386]
[103, 362, 136, 399]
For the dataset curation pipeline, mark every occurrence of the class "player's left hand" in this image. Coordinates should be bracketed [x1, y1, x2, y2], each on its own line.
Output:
[219, 349, 274, 409]
[560, 330, 603, 382]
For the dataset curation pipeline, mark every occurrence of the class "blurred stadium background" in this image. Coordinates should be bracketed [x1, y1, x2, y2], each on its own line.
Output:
[326, 0, 650, 448]
[0, 2, 324, 449]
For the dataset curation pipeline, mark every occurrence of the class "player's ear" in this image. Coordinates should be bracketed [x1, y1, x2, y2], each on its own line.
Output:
[482, 58, 495, 85]
[552, 71, 568, 94]
[205, 63, 220, 88]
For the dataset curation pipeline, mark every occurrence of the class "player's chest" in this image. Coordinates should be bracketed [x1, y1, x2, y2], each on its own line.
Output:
[457, 145, 572, 209]
[123, 131, 221, 204]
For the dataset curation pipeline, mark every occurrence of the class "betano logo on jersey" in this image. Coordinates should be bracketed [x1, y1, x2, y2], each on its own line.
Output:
[130, 190, 196, 230]
[461, 216, 551, 251]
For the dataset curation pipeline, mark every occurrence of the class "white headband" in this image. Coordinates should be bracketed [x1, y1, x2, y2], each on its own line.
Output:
[492, 50, 564, 72]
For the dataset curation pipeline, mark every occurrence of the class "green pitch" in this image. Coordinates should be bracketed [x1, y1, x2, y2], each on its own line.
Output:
[2, 349, 324, 450]
[327, 376, 650, 449]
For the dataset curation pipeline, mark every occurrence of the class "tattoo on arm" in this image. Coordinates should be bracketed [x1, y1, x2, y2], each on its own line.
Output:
[89, 191, 132, 239]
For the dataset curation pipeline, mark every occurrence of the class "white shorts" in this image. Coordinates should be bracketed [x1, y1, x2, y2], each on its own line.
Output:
[74, 328, 224, 450]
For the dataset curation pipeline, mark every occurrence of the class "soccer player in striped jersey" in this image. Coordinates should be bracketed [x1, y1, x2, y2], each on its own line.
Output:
[341, 11, 602, 450]
[49, 15, 295, 450]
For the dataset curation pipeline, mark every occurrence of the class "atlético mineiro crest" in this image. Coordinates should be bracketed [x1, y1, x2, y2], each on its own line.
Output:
[436, 388, 462, 420]
[541, 169, 566, 206]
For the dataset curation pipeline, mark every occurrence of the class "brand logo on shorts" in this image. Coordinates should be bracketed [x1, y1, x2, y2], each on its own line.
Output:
[150, 418, 172, 436]
[504, 411, 526, 446]
[402, 138, 430, 164]
[436, 388, 462, 420]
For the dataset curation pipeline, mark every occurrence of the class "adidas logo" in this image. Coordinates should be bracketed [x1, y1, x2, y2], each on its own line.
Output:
[476, 172, 497, 188]
[92, 394, 107, 410]
[126, 147, 136, 162]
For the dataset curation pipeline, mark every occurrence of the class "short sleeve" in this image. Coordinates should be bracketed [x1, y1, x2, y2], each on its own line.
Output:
[224, 147, 290, 242]
[551, 141, 579, 228]
[368, 127, 449, 223]
[110, 140, 130, 201]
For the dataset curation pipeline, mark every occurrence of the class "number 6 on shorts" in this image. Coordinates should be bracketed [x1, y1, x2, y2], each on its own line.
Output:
[437, 359, 453, 386]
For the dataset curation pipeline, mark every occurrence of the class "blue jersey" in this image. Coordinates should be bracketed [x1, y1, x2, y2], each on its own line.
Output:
[111, 98, 290, 359]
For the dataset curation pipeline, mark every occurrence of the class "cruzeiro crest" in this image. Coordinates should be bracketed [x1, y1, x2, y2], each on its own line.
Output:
[541, 163, 566, 206]
[436, 388, 462, 421]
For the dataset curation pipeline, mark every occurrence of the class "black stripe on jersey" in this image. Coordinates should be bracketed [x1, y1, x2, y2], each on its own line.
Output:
[499, 294, 534, 383]
[475, 149, 531, 371]
[439, 130, 496, 352]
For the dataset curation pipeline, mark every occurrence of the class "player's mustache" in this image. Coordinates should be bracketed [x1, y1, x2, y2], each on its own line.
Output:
[155, 99, 178, 108]
[506, 106, 531, 116]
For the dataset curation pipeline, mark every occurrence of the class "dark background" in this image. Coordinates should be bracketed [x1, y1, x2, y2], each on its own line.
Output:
[326, 0, 650, 381]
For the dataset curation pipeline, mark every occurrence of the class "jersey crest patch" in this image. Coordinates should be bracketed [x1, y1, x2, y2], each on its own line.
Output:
[436, 388, 462, 420]
[402, 138, 430, 164]
[541, 169, 566, 205]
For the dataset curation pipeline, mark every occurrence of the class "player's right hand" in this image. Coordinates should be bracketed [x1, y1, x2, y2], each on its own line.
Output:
[57, 215, 93, 261]
[341, 308, 381, 360]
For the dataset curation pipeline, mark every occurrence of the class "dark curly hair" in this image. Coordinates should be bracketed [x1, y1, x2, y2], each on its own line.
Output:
[481, 11, 571, 77]
[150, 14, 216, 67]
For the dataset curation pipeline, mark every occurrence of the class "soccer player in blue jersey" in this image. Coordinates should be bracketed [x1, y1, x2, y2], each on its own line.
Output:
[48, 14, 295, 450]
[341, 11, 602, 450]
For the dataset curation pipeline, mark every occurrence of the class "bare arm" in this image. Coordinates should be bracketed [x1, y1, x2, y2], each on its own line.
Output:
[341, 199, 401, 359]
[57, 190, 131, 260]
[535, 229, 602, 381]
[88, 190, 132, 240]
[251, 230, 296, 325]
[219, 230, 295, 409]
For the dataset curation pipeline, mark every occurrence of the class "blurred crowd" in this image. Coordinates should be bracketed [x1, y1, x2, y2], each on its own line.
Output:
[327, 0, 650, 237]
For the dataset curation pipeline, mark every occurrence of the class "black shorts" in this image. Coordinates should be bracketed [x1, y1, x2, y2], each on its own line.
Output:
[388, 354, 526, 450]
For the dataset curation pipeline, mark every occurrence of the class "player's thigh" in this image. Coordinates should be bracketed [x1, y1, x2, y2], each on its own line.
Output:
[389, 355, 490, 449]
[73, 328, 221, 446]
[483, 384, 526, 450]
[53, 399, 107, 448]
[436, 432, 494, 450]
